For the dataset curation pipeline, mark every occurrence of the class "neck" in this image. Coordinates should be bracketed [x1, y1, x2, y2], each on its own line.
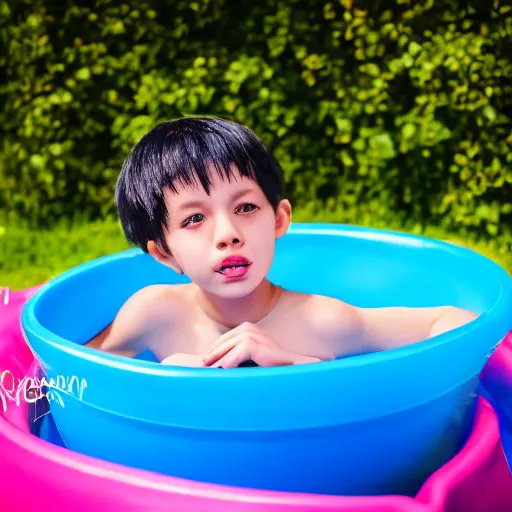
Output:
[196, 279, 282, 330]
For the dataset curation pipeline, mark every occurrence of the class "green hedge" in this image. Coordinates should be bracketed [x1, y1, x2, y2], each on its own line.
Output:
[1, 0, 511, 238]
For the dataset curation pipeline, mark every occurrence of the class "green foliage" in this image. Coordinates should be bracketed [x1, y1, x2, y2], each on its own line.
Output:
[0, 0, 511, 238]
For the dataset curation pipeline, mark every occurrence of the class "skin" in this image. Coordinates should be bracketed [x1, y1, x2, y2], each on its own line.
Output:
[86, 169, 478, 368]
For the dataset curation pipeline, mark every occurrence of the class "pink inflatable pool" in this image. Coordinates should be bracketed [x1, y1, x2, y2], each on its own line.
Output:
[1, 285, 511, 511]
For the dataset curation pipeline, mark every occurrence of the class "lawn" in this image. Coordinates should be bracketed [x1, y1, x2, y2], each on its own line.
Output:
[1, 213, 511, 291]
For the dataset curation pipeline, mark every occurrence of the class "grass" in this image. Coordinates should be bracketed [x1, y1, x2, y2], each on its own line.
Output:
[1, 211, 511, 291]
[0, 219, 131, 290]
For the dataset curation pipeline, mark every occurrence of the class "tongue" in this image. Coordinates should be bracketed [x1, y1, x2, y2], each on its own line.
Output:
[222, 265, 246, 277]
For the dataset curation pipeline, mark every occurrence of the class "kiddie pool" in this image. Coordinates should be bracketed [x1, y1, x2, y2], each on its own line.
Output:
[0, 223, 510, 509]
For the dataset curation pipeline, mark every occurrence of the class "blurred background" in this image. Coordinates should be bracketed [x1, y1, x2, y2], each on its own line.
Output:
[1, 0, 511, 289]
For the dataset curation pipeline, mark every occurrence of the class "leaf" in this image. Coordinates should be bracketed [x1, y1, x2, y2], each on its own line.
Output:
[402, 53, 414, 68]
[482, 105, 496, 122]
[76, 67, 91, 81]
[454, 154, 469, 166]
[486, 223, 498, 236]
[370, 133, 396, 159]
[29, 155, 45, 169]
[402, 123, 416, 139]
[194, 57, 206, 67]
[408, 41, 421, 56]
[340, 150, 355, 166]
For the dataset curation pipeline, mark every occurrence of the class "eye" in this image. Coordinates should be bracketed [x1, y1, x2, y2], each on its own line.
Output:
[181, 213, 204, 227]
[236, 203, 258, 214]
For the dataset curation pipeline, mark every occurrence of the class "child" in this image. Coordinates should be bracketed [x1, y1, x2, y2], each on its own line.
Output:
[86, 117, 477, 368]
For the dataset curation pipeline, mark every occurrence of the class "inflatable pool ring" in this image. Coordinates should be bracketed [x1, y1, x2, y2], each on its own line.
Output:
[1, 294, 511, 510]
[17, 224, 512, 497]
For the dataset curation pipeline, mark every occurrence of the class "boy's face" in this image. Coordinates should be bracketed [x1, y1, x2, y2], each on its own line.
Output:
[148, 168, 291, 299]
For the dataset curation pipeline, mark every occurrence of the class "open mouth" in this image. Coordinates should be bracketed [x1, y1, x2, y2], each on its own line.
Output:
[218, 263, 251, 275]
[216, 256, 252, 277]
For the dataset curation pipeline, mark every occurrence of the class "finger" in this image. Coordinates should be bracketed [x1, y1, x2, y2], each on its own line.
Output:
[208, 330, 237, 354]
[209, 322, 258, 352]
[210, 342, 251, 369]
[203, 336, 244, 365]
[208, 325, 245, 352]
[245, 341, 295, 367]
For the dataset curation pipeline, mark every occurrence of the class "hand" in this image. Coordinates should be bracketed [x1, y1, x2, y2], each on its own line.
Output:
[203, 322, 321, 368]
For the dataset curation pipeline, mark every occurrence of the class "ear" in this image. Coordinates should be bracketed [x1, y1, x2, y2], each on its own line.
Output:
[147, 240, 184, 274]
[274, 199, 292, 239]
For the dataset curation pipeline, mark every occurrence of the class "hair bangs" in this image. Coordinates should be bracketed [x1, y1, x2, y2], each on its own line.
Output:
[160, 123, 259, 197]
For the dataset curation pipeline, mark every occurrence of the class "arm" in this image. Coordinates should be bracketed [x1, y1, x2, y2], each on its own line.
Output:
[354, 305, 478, 353]
[310, 297, 478, 357]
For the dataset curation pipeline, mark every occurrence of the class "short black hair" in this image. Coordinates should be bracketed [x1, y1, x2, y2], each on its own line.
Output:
[115, 117, 286, 254]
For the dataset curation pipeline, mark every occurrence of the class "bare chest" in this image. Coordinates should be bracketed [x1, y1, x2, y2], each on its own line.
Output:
[151, 309, 317, 362]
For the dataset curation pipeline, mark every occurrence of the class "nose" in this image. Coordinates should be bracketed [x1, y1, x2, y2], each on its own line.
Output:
[217, 237, 241, 249]
[214, 214, 244, 250]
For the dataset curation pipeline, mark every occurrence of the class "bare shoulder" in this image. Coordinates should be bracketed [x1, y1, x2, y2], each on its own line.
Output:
[304, 294, 362, 336]
[287, 292, 364, 357]
[85, 283, 192, 356]
[124, 283, 191, 319]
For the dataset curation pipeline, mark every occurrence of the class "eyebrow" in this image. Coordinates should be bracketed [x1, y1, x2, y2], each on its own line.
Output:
[176, 188, 256, 210]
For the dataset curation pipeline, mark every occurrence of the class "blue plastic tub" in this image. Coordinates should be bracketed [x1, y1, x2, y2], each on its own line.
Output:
[21, 224, 512, 496]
